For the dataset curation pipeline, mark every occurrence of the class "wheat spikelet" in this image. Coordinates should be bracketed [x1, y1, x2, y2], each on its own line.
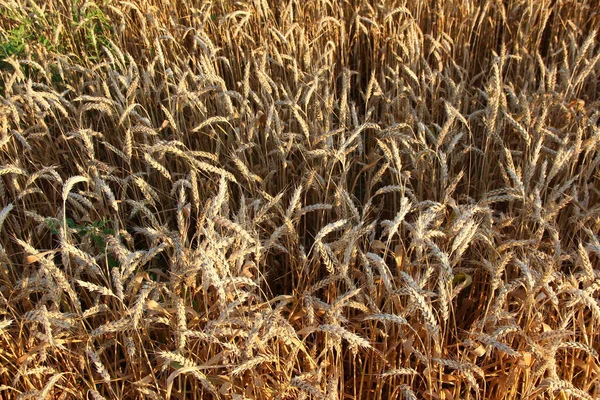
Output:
[174, 295, 187, 351]
[231, 155, 261, 183]
[131, 175, 160, 205]
[86, 348, 111, 385]
[62, 176, 89, 220]
[79, 102, 114, 118]
[366, 252, 394, 293]
[337, 187, 361, 222]
[153, 37, 166, 68]
[0, 165, 27, 176]
[373, 184, 404, 197]
[191, 116, 231, 132]
[37, 255, 82, 312]
[88, 389, 107, 400]
[397, 384, 417, 400]
[108, 268, 124, 302]
[558, 341, 599, 359]
[158, 104, 177, 133]
[329, 288, 362, 314]
[291, 377, 325, 399]
[61, 240, 101, 275]
[434, 357, 485, 382]
[130, 124, 158, 136]
[317, 324, 371, 349]
[24, 305, 56, 347]
[125, 200, 160, 228]
[380, 368, 417, 377]
[404, 280, 439, 339]
[292, 104, 311, 142]
[159, 351, 218, 396]
[128, 279, 156, 326]
[188, 157, 237, 183]
[232, 354, 276, 376]
[91, 315, 132, 337]
[571, 30, 597, 77]
[0, 203, 13, 233]
[577, 243, 596, 283]
[316, 242, 336, 276]
[98, 140, 127, 162]
[566, 288, 600, 321]
[544, 378, 594, 400]
[315, 219, 348, 244]
[93, 176, 118, 211]
[472, 331, 520, 357]
[117, 102, 139, 126]
[299, 203, 333, 216]
[364, 313, 408, 326]
[451, 219, 479, 262]
[213, 215, 256, 244]
[284, 184, 303, 219]
[76, 280, 117, 298]
[38, 374, 63, 399]
[143, 152, 171, 180]
[81, 303, 110, 319]
[381, 197, 412, 241]
[0, 318, 13, 333]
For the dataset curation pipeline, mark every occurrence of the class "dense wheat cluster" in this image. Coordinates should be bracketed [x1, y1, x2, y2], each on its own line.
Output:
[0, 0, 599, 398]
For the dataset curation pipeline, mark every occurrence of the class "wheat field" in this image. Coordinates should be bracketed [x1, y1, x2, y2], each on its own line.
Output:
[0, 0, 599, 399]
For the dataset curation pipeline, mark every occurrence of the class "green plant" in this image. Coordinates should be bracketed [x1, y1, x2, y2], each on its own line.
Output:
[0, 7, 59, 94]
[0, 7, 54, 62]
[45, 216, 118, 267]
[0, 24, 28, 61]
[70, 1, 112, 61]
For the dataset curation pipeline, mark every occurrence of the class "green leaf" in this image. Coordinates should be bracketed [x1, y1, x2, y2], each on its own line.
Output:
[107, 255, 120, 268]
